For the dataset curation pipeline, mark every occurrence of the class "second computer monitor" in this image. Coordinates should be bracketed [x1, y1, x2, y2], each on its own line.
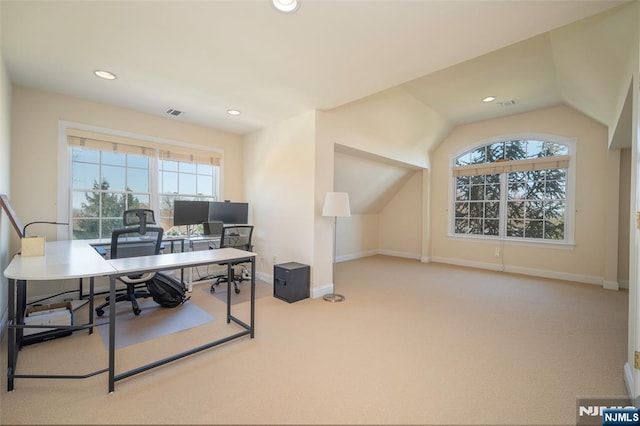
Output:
[209, 201, 248, 224]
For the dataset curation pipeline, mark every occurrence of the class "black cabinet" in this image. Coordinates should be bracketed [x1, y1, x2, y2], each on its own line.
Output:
[274, 262, 310, 303]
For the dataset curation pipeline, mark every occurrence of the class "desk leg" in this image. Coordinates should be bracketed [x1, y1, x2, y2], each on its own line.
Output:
[250, 258, 255, 338]
[7, 278, 16, 391]
[88, 277, 95, 335]
[108, 276, 116, 393]
[226, 262, 231, 323]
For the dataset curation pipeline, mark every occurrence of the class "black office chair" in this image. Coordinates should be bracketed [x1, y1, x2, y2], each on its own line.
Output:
[210, 225, 253, 295]
[95, 209, 164, 316]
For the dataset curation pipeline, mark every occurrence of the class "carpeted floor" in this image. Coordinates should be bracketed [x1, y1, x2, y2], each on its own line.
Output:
[0, 256, 630, 425]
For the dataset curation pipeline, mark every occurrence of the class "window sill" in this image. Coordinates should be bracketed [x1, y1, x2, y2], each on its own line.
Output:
[446, 234, 575, 250]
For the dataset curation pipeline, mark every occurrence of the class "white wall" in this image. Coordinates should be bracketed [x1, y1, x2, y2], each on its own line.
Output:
[0, 57, 13, 335]
[430, 104, 617, 286]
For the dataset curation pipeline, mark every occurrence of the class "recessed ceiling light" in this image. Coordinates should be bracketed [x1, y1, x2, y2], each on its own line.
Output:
[482, 96, 496, 103]
[94, 70, 117, 80]
[227, 109, 241, 116]
[272, 0, 300, 13]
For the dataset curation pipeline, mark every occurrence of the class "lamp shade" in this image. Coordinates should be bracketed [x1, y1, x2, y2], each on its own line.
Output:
[322, 192, 351, 217]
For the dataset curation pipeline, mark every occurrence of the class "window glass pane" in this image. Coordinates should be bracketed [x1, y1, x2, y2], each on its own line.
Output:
[508, 182, 526, 200]
[123, 193, 150, 211]
[72, 147, 99, 163]
[179, 162, 197, 174]
[197, 164, 213, 175]
[455, 202, 469, 218]
[455, 153, 471, 167]
[160, 160, 178, 172]
[72, 191, 99, 218]
[72, 162, 100, 189]
[484, 202, 499, 218]
[456, 185, 469, 201]
[525, 201, 544, 219]
[127, 168, 149, 192]
[507, 201, 524, 219]
[101, 192, 126, 219]
[470, 185, 484, 201]
[484, 220, 499, 236]
[468, 219, 482, 234]
[73, 218, 99, 240]
[505, 140, 527, 161]
[197, 175, 213, 196]
[162, 171, 178, 194]
[128, 154, 149, 169]
[526, 140, 545, 158]
[102, 165, 127, 191]
[524, 220, 543, 238]
[469, 202, 482, 218]
[179, 173, 197, 194]
[485, 184, 500, 200]
[486, 142, 504, 162]
[470, 147, 486, 164]
[507, 220, 524, 237]
[455, 219, 469, 233]
[102, 151, 126, 166]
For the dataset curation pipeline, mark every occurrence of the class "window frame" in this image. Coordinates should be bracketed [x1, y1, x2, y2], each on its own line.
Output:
[57, 121, 224, 241]
[447, 133, 576, 247]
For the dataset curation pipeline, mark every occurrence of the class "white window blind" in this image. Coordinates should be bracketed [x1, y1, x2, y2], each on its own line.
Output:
[452, 155, 569, 177]
[67, 128, 221, 166]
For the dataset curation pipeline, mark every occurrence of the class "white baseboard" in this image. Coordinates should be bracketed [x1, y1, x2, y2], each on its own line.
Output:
[377, 249, 421, 260]
[625, 362, 635, 403]
[430, 256, 607, 287]
[336, 250, 378, 263]
[312, 283, 333, 299]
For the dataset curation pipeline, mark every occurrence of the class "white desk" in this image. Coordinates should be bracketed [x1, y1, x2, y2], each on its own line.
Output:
[4, 242, 256, 393]
[4, 241, 114, 391]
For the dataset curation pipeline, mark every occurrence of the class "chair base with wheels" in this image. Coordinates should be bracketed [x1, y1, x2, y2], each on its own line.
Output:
[211, 267, 244, 294]
[209, 225, 253, 295]
[95, 282, 153, 316]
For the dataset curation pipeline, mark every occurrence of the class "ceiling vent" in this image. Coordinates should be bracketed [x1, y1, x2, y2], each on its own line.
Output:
[165, 108, 185, 118]
[498, 100, 516, 107]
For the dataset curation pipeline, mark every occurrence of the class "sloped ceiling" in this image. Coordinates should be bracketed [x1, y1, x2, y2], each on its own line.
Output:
[334, 3, 637, 214]
[1, 1, 636, 214]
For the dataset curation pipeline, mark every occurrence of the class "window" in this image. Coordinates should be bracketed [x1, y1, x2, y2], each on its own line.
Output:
[66, 128, 221, 240]
[451, 137, 572, 243]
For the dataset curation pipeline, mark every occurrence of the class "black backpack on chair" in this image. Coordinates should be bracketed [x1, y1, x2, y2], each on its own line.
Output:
[146, 272, 190, 308]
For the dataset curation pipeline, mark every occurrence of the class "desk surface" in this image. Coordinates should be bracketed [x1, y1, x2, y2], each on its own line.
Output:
[107, 247, 255, 275]
[4, 240, 116, 280]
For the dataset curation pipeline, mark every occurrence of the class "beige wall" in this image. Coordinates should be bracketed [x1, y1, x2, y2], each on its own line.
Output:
[378, 170, 423, 258]
[619, 147, 631, 284]
[430, 104, 617, 285]
[11, 85, 244, 242]
[0, 57, 12, 334]
[244, 111, 317, 285]
[9, 85, 244, 299]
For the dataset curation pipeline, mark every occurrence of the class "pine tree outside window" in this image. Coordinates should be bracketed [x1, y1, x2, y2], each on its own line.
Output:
[451, 137, 574, 243]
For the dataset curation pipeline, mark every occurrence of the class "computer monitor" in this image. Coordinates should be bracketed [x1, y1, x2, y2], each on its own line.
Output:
[208, 201, 248, 224]
[173, 200, 210, 226]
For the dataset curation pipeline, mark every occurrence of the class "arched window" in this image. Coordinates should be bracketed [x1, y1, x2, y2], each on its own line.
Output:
[451, 137, 573, 243]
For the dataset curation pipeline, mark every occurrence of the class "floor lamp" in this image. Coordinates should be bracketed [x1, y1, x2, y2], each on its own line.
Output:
[322, 192, 351, 302]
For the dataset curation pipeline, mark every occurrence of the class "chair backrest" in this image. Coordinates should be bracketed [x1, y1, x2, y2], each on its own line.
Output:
[123, 209, 156, 235]
[219, 225, 253, 251]
[203, 221, 224, 237]
[110, 226, 164, 260]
